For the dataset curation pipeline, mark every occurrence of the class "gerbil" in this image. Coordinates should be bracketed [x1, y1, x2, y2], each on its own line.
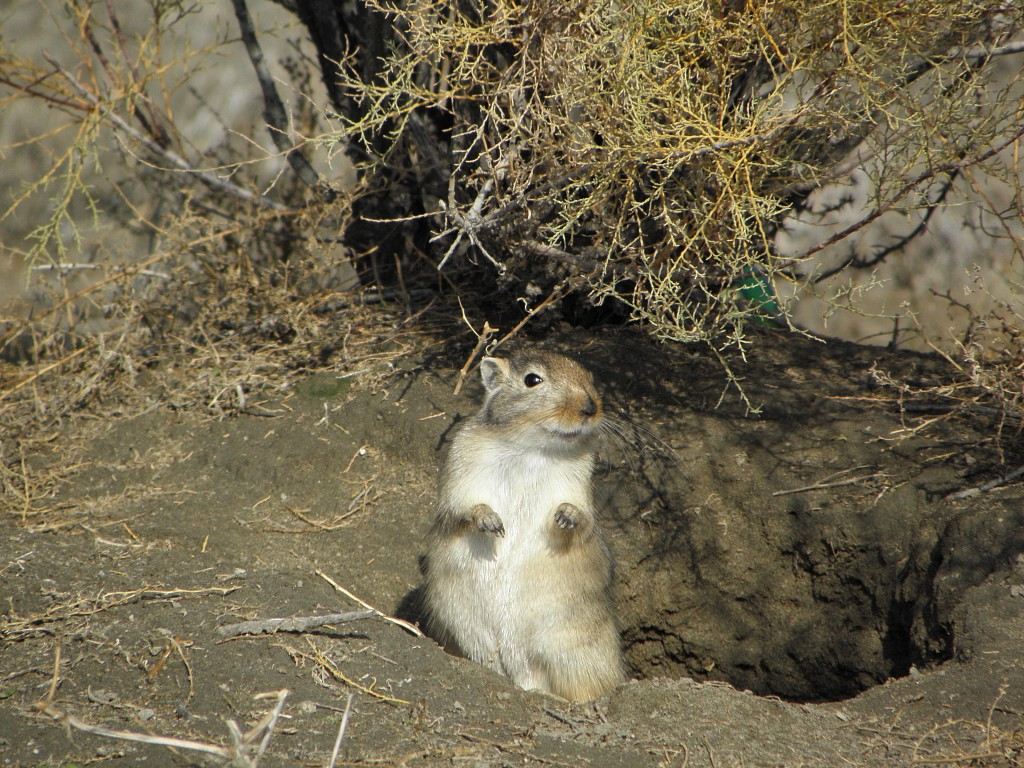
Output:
[422, 349, 624, 701]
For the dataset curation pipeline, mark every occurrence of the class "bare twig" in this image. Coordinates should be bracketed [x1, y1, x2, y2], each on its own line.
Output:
[772, 466, 880, 497]
[519, 240, 600, 271]
[946, 464, 1024, 501]
[45, 637, 61, 704]
[435, 173, 504, 272]
[315, 570, 424, 637]
[38, 702, 231, 757]
[249, 689, 290, 761]
[457, 732, 581, 767]
[453, 299, 498, 396]
[1, 585, 241, 640]
[0, 344, 93, 404]
[35, 689, 291, 765]
[217, 610, 375, 638]
[449, 281, 573, 395]
[794, 123, 1024, 263]
[327, 693, 355, 768]
[955, 38, 1024, 61]
[812, 173, 958, 284]
[491, 281, 573, 352]
[30, 262, 170, 279]
[298, 638, 410, 704]
[283, 487, 381, 530]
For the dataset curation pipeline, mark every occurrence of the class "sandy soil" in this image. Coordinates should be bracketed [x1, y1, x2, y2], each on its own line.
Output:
[2, 328, 1023, 767]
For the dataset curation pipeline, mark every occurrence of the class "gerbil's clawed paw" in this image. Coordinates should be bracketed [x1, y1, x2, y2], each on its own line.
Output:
[553, 503, 593, 539]
[470, 504, 505, 536]
[554, 503, 583, 530]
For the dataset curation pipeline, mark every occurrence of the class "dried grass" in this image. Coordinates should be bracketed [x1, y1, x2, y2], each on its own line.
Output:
[910, 688, 1024, 767]
[0, 584, 240, 642]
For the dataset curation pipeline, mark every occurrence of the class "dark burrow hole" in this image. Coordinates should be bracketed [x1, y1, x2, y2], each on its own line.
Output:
[617, 571, 956, 704]
[604, 474, 1024, 703]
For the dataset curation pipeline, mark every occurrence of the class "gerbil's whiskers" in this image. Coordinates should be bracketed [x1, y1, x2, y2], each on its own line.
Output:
[600, 413, 678, 464]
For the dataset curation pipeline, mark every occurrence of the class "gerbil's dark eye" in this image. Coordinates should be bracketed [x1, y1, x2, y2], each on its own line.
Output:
[523, 372, 544, 388]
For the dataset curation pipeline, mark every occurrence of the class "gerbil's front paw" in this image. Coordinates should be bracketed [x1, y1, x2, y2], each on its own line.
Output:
[554, 502, 587, 530]
[470, 504, 505, 536]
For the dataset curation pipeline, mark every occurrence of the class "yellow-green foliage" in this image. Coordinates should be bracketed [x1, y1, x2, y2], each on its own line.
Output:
[338, 0, 1023, 346]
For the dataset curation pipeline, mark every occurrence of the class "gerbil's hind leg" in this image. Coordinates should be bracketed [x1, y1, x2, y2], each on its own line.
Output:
[537, 641, 625, 702]
[506, 662, 553, 697]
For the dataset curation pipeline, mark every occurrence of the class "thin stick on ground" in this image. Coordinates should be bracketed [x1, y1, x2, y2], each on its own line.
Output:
[45, 637, 61, 704]
[285, 484, 381, 530]
[250, 689, 290, 762]
[328, 693, 355, 768]
[772, 466, 881, 497]
[946, 464, 1024, 501]
[217, 610, 376, 638]
[35, 689, 290, 765]
[298, 639, 410, 705]
[315, 569, 423, 637]
[172, 636, 196, 700]
[1, 585, 242, 642]
[36, 703, 232, 759]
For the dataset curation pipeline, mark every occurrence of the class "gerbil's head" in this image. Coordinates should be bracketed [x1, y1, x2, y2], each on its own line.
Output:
[477, 350, 603, 447]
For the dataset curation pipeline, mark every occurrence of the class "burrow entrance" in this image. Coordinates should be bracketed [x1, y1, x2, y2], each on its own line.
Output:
[602, 470, 1024, 703]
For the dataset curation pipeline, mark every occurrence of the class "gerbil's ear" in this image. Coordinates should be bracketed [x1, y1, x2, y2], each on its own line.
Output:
[479, 357, 510, 392]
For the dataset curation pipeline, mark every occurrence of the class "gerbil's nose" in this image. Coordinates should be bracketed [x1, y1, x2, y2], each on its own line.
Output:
[581, 396, 598, 418]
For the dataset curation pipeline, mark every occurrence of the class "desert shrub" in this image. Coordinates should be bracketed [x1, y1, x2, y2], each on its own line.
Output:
[313, 0, 1024, 348]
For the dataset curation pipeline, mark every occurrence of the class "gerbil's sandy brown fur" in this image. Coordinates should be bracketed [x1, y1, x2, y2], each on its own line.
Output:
[423, 350, 624, 701]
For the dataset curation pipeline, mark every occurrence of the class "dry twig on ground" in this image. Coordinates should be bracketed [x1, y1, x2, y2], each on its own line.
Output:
[218, 609, 376, 638]
[37, 689, 291, 767]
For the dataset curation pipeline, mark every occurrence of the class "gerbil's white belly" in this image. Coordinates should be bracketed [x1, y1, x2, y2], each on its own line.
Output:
[456, 448, 586, 561]
[439, 448, 591, 676]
